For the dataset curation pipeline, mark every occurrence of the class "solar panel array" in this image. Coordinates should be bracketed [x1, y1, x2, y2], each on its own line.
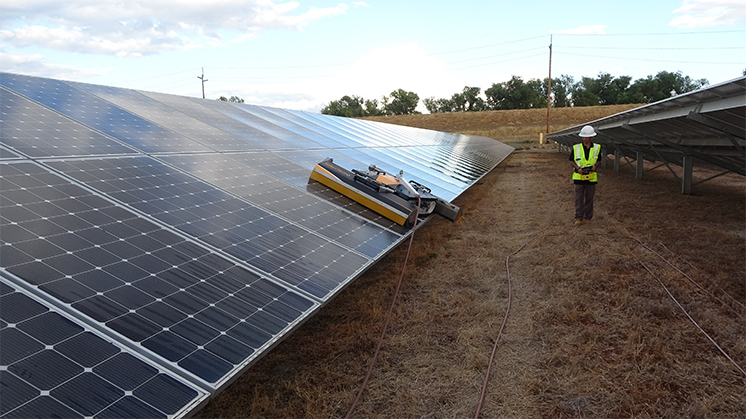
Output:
[548, 76, 746, 181]
[0, 71, 513, 418]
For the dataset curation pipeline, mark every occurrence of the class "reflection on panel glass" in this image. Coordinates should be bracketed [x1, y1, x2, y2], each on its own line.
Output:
[0, 89, 137, 158]
[46, 156, 373, 299]
[0, 73, 212, 153]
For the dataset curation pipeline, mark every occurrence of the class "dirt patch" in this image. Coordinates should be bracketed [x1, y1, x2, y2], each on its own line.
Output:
[196, 147, 745, 418]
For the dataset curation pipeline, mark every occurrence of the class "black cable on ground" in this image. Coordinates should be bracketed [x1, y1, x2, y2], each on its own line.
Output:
[474, 233, 541, 419]
[630, 248, 746, 377]
[344, 198, 421, 419]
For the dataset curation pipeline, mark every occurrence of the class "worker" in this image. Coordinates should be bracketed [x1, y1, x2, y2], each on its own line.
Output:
[570, 125, 601, 226]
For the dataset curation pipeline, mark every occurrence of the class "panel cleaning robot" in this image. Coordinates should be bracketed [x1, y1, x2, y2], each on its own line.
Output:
[310, 158, 462, 227]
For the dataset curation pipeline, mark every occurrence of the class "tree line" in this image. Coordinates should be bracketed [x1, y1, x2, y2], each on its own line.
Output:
[320, 70, 710, 117]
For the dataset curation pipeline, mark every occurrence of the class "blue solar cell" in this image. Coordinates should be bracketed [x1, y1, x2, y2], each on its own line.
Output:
[133, 374, 202, 415]
[16, 312, 82, 345]
[205, 335, 254, 364]
[0, 328, 44, 365]
[0, 371, 38, 415]
[95, 396, 164, 419]
[92, 353, 157, 390]
[107, 313, 162, 342]
[52, 374, 124, 416]
[177, 350, 232, 383]
[8, 350, 83, 389]
[0, 292, 47, 323]
[142, 331, 196, 362]
[2, 395, 80, 419]
[55, 332, 119, 367]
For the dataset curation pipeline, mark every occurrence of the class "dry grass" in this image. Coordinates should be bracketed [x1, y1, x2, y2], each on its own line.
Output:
[361, 104, 641, 144]
[196, 108, 745, 418]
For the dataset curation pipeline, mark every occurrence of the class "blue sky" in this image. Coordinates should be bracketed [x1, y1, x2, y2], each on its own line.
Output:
[2, 0, 745, 112]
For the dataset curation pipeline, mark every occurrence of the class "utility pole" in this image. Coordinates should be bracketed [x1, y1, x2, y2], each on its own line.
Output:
[546, 35, 552, 134]
[198, 67, 208, 99]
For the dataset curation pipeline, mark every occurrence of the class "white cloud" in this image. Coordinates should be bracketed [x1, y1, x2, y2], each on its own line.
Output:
[210, 43, 452, 113]
[0, 1, 350, 56]
[0, 25, 195, 57]
[0, 50, 111, 78]
[670, 0, 746, 27]
[329, 43, 449, 102]
[552, 25, 607, 35]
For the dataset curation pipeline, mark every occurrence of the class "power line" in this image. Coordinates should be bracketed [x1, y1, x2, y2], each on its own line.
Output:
[119, 68, 199, 84]
[426, 34, 547, 56]
[446, 52, 547, 71]
[115, 29, 745, 96]
[554, 29, 746, 36]
[444, 47, 546, 65]
[560, 46, 746, 51]
[560, 52, 744, 65]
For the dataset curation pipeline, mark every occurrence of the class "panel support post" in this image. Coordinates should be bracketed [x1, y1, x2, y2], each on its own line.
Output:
[614, 148, 620, 172]
[682, 156, 693, 195]
[635, 151, 644, 180]
[600, 145, 607, 169]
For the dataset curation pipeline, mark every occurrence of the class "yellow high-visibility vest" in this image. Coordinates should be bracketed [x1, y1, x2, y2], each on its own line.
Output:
[572, 143, 601, 182]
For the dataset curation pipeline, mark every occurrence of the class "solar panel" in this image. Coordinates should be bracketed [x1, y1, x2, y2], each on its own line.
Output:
[0, 280, 208, 418]
[0, 71, 513, 417]
[0, 73, 213, 154]
[0, 160, 318, 389]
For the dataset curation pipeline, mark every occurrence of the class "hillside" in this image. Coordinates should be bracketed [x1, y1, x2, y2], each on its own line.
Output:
[361, 104, 642, 144]
[196, 106, 745, 418]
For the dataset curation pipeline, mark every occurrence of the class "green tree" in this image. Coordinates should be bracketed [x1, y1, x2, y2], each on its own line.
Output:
[571, 76, 601, 106]
[450, 91, 467, 112]
[549, 75, 574, 107]
[321, 95, 365, 117]
[423, 97, 456, 113]
[384, 89, 420, 115]
[628, 71, 708, 103]
[461, 86, 486, 111]
[218, 95, 245, 103]
[485, 76, 544, 110]
[364, 99, 383, 116]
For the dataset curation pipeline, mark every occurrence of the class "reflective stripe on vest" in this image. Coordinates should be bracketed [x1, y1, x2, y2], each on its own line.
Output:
[572, 143, 601, 182]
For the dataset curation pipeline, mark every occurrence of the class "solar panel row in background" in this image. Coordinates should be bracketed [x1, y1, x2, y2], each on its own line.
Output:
[0, 71, 513, 418]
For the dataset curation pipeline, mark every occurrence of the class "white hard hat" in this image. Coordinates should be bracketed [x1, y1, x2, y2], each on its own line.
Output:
[579, 125, 597, 137]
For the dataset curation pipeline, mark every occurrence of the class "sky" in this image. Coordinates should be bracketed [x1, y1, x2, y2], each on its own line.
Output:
[1, 0, 745, 113]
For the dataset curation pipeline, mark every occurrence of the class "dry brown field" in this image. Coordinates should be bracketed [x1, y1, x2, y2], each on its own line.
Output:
[196, 106, 745, 418]
[361, 104, 642, 145]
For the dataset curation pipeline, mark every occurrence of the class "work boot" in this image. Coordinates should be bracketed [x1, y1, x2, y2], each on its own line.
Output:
[574, 219, 582, 226]
[584, 218, 592, 223]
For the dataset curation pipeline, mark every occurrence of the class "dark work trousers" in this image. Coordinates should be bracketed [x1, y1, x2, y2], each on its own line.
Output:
[574, 183, 596, 220]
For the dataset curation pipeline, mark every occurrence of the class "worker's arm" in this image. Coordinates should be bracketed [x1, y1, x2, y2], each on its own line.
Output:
[569, 150, 580, 171]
